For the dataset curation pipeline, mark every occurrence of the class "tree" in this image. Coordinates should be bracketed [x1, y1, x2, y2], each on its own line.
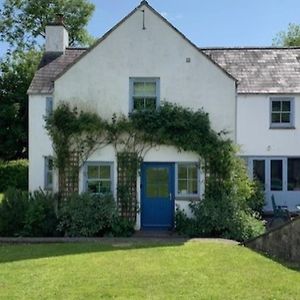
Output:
[0, 0, 95, 51]
[0, 50, 41, 160]
[273, 23, 300, 46]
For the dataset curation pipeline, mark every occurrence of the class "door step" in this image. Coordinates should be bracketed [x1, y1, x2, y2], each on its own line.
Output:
[133, 230, 181, 238]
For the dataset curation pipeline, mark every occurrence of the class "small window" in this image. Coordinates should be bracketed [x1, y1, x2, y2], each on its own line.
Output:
[44, 156, 53, 190]
[130, 78, 159, 112]
[176, 163, 199, 197]
[270, 97, 294, 128]
[46, 97, 53, 117]
[85, 163, 113, 194]
[288, 158, 300, 191]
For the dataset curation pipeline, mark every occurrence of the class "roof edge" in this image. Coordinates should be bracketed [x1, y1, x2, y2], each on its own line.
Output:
[201, 46, 300, 50]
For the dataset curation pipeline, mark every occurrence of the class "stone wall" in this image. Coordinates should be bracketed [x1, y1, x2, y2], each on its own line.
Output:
[245, 217, 300, 263]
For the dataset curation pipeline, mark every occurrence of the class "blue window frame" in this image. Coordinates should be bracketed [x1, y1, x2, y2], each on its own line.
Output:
[84, 162, 114, 194]
[46, 97, 53, 117]
[270, 97, 294, 128]
[44, 156, 53, 191]
[129, 78, 160, 112]
[175, 163, 200, 198]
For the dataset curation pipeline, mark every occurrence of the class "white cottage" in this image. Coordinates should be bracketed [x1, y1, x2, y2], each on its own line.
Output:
[28, 1, 300, 230]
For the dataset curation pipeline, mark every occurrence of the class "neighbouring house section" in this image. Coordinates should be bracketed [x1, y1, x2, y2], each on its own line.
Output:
[204, 48, 300, 212]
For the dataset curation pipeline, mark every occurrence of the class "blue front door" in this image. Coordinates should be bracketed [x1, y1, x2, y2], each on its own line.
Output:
[141, 163, 175, 229]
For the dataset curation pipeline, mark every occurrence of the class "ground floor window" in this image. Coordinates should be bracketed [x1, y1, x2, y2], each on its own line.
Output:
[176, 163, 200, 197]
[44, 156, 53, 191]
[85, 162, 113, 194]
[247, 157, 300, 192]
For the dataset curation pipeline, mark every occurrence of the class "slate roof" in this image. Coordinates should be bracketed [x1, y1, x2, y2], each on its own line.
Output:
[27, 48, 86, 94]
[202, 47, 300, 94]
[28, 46, 300, 95]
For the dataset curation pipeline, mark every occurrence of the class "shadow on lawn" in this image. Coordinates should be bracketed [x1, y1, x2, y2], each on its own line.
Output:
[0, 239, 188, 264]
[246, 247, 300, 272]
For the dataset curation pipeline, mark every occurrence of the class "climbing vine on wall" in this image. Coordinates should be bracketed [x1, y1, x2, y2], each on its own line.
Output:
[46, 101, 264, 239]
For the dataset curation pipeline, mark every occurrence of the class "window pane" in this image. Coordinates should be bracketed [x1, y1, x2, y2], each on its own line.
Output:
[188, 166, 197, 179]
[271, 160, 283, 191]
[272, 101, 281, 111]
[100, 165, 110, 179]
[282, 101, 291, 112]
[133, 98, 145, 110]
[47, 172, 53, 186]
[145, 98, 156, 110]
[178, 180, 188, 195]
[88, 166, 99, 179]
[144, 82, 156, 96]
[272, 113, 281, 123]
[133, 82, 145, 96]
[146, 167, 169, 198]
[48, 159, 53, 171]
[188, 180, 198, 194]
[288, 158, 300, 191]
[253, 160, 265, 190]
[99, 181, 111, 194]
[88, 181, 100, 193]
[178, 165, 187, 179]
[281, 113, 290, 123]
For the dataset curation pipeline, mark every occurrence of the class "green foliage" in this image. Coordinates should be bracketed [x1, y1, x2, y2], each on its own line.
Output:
[0, 188, 58, 237]
[0, 51, 41, 160]
[0, 0, 95, 51]
[111, 217, 136, 237]
[273, 23, 300, 46]
[0, 159, 28, 192]
[0, 188, 29, 236]
[47, 102, 265, 240]
[45, 103, 108, 171]
[57, 193, 116, 237]
[23, 190, 59, 237]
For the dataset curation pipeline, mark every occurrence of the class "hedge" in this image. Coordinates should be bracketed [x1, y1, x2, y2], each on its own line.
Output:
[0, 160, 28, 192]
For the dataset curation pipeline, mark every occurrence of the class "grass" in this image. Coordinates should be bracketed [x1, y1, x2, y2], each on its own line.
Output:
[0, 193, 3, 202]
[0, 241, 299, 299]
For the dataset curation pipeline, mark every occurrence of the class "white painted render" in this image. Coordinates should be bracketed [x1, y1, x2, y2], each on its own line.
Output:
[45, 25, 69, 53]
[28, 94, 54, 191]
[54, 5, 236, 139]
[237, 94, 300, 156]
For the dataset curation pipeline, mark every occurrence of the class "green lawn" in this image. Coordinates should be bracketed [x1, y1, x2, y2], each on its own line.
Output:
[0, 241, 299, 299]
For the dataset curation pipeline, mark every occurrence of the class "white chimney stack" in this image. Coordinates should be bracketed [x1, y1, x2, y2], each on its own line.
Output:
[45, 14, 69, 53]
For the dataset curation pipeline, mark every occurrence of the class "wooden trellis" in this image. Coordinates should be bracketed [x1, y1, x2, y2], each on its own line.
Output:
[117, 152, 139, 221]
[58, 151, 79, 199]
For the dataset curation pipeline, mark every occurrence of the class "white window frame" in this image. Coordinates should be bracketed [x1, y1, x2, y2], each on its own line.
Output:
[175, 162, 200, 198]
[44, 156, 53, 191]
[270, 97, 295, 129]
[129, 77, 160, 112]
[84, 162, 114, 195]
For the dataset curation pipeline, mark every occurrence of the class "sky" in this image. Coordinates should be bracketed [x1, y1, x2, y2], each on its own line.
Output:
[1, 0, 300, 56]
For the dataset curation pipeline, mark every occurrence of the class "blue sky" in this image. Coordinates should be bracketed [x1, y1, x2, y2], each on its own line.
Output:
[1, 0, 300, 56]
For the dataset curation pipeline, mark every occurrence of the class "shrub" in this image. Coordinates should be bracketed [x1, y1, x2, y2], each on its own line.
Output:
[175, 158, 266, 242]
[57, 193, 116, 237]
[0, 160, 28, 192]
[111, 217, 135, 237]
[0, 188, 59, 237]
[0, 188, 28, 236]
[22, 190, 59, 237]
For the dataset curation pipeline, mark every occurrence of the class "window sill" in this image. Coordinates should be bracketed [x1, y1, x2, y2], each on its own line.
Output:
[269, 125, 295, 130]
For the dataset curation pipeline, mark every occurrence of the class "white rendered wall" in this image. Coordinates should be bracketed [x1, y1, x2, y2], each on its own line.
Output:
[28, 94, 53, 191]
[54, 5, 236, 140]
[237, 94, 300, 156]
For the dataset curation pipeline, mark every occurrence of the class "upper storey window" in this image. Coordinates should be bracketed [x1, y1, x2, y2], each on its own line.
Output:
[270, 97, 294, 128]
[130, 78, 160, 112]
